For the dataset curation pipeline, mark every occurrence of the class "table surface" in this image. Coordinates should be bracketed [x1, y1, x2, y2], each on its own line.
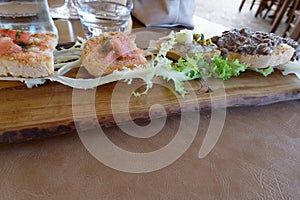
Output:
[0, 1, 300, 199]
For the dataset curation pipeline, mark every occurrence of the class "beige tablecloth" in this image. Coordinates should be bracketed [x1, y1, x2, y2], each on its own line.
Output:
[1, 100, 300, 199]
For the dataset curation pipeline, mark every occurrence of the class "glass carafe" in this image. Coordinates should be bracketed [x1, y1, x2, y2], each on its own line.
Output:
[0, 0, 58, 36]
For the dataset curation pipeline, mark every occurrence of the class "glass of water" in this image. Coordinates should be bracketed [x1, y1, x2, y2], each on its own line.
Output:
[50, 0, 79, 20]
[0, 0, 57, 35]
[75, 0, 133, 38]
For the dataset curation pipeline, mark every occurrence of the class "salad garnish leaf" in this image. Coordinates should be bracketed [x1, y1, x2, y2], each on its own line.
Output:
[251, 66, 274, 77]
[212, 55, 248, 80]
[275, 60, 300, 79]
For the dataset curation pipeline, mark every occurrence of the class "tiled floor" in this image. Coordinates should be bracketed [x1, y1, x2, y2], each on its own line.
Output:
[194, 0, 286, 35]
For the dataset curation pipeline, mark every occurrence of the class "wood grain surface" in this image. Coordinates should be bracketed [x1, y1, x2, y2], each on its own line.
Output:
[0, 68, 300, 143]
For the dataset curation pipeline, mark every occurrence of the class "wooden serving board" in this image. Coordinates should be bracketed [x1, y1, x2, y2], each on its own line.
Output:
[1, 27, 300, 143]
[0, 68, 300, 143]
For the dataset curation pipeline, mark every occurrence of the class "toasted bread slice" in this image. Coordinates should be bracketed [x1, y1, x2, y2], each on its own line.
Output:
[211, 28, 299, 68]
[0, 31, 58, 78]
[81, 32, 147, 77]
[227, 43, 295, 69]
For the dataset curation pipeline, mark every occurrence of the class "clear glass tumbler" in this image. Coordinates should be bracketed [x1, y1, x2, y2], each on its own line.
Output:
[0, 0, 58, 35]
[75, 0, 133, 38]
[50, 0, 79, 19]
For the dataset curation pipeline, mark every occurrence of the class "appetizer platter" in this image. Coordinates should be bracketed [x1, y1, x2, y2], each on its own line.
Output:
[0, 27, 299, 143]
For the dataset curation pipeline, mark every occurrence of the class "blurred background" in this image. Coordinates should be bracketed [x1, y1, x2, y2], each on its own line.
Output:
[48, 0, 299, 43]
[195, 0, 285, 34]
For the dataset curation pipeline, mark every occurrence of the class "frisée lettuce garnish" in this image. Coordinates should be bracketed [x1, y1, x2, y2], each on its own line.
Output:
[148, 31, 248, 95]
[276, 60, 300, 79]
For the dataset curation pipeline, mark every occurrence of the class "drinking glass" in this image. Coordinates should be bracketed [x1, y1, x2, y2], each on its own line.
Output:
[75, 0, 133, 38]
[0, 0, 58, 35]
[50, 0, 79, 19]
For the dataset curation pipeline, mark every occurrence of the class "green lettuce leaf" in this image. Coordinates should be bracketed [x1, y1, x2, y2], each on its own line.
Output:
[173, 53, 208, 80]
[212, 55, 248, 80]
[251, 66, 274, 77]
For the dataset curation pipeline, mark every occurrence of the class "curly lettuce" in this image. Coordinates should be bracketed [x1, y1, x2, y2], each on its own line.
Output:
[149, 31, 249, 95]
[276, 60, 300, 78]
[211, 55, 248, 80]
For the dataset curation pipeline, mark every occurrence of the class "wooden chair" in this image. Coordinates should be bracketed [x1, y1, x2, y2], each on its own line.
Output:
[283, 10, 300, 40]
[255, 0, 270, 17]
[239, 0, 258, 12]
[262, 0, 283, 20]
[270, 0, 298, 33]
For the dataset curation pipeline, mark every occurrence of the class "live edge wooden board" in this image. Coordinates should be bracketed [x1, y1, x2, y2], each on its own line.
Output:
[0, 67, 300, 143]
[1, 27, 300, 143]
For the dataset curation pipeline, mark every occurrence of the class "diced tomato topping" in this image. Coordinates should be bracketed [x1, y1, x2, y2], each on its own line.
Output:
[0, 29, 30, 44]
[0, 37, 22, 55]
[122, 50, 147, 62]
[104, 51, 116, 63]
[110, 36, 133, 57]
[17, 32, 31, 44]
[102, 34, 146, 65]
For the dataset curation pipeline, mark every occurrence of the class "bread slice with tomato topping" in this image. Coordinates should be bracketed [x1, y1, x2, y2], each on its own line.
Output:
[0, 29, 58, 78]
[81, 32, 147, 77]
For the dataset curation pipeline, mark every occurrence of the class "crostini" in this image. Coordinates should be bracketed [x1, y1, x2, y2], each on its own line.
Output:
[0, 29, 58, 78]
[81, 32, 148, 77]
